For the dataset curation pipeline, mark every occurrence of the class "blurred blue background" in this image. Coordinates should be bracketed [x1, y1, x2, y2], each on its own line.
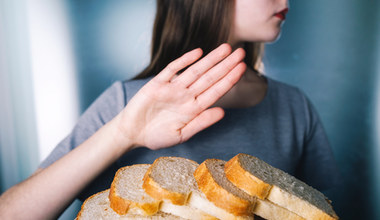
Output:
[0, 0, 379, 219]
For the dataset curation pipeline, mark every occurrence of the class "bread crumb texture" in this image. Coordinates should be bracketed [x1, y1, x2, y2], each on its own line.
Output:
[78, 154, 338, 220]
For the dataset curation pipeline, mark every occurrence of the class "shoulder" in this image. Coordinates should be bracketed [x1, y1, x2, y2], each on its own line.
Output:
[122, 77, 152, 102]
[70, 80, 130, 132]
[99, 81, 126, 106]
[82, 81, 126, 120]
[266, 77, 308, 105]
[80, 77, 152, 120]
[265, 76, 320, 133]
[266, 77, 316, 114]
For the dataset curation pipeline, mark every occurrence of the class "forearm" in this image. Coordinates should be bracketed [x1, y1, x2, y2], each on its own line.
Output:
[0, 113, 135, 220]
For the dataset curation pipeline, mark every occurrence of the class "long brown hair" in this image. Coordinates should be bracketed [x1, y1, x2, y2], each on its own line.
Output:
[134, 0, 264, 79]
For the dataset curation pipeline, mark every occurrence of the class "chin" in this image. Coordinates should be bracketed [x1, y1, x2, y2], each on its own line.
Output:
[261, 27, 283, 43]
[244, 29, 282, 44]
[236, 27, 283, 44]
[265, 31, 282, 43]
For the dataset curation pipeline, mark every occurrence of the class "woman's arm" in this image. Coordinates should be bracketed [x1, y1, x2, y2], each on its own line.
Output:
[0, 115, 134, 219]
[0, 44, 246, 219]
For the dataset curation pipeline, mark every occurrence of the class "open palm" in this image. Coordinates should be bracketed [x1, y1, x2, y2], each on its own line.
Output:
[118, 44, 246, 150]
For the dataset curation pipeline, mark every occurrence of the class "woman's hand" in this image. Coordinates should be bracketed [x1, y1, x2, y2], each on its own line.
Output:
[117, 44, 246, 150]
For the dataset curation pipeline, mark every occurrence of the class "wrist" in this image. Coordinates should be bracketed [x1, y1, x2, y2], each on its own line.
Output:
[109, 113, 139, 154]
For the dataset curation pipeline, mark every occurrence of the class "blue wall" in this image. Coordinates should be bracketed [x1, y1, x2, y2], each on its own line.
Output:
[65, 0, 380, 219]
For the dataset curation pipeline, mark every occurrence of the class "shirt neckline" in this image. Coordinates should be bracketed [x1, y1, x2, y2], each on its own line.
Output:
[224, 75, 272, 111]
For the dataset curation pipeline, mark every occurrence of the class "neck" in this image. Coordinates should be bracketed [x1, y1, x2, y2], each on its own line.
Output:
[213, 67, 267, 109]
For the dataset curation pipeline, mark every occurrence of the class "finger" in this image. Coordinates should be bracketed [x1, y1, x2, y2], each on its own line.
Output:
[180, 107, 225, 143]
[196, 62, 246, 109]
[172, 43, 232, 87]
[189, 48, 246, 96]
[154, 48, 203, 83]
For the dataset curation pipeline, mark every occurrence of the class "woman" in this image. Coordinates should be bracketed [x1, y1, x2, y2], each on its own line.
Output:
[0, 0, 339, 219]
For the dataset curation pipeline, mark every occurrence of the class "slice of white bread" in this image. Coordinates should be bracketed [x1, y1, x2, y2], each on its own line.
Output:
[76, 189, 184, 220]
[195, 159, 305, 220]
[109, 164, 161, 215]
[224, 153, 339, 220]
[159, 197, 218, 220]
[77, 190, 121, 219]
[142, 157, 199, 205]
[254, 199, 304, 220]
[142, 157, 218, 220]
[194, 159, 256, 217]
[187, 189, 254, 220]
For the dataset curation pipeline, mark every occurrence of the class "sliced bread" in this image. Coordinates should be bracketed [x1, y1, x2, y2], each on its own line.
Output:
[188, 189, 254, 220]
[109, 164, 161, 215]
[77, 189, 121, 220]
[225, 153, 339, 220]
[142, 157, 217, 220]
[142, 157, 200, 205]
[195, 159, 305, 220]
[254, 199, 304, 220]
[159, 198, 218, 220]
[76, 189, 184, 220]
[194, 159, 256, 217]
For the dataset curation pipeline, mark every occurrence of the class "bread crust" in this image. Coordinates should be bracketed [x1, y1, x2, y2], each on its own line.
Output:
[254, 199, 305, 220]
[194, 159, 256, 216]
[143, 173, 188, 205]
[77, 189, 185, 220]
[188, 191, 254, 220]
[268, 186, 338, 220]
[225, 154, 272, 199]
[160, 200, 219, 220]
[142, 157, 198, 205]
[76, 189, 109, 219]
[226, 154, 339, 220]
[109, 165, 161, 215]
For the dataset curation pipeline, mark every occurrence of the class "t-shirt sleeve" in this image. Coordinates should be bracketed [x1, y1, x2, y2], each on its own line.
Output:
[295, 93, 341, 190]
[39, 81, 126, 169]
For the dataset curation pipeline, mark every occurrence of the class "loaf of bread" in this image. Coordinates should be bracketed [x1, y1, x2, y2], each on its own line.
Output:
[77, 154, 338, 220]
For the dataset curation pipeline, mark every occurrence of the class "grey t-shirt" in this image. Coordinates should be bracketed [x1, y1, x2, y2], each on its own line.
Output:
[40, 76, 340, 201]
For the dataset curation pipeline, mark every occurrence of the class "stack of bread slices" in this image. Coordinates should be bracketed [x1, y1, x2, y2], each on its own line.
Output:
[76, 153, 338, 220]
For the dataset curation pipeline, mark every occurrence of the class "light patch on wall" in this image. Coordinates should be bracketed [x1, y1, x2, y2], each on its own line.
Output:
[0, 0, 40, 188]
[27, 0, 79, 161]
[373, 4, 380, 219]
